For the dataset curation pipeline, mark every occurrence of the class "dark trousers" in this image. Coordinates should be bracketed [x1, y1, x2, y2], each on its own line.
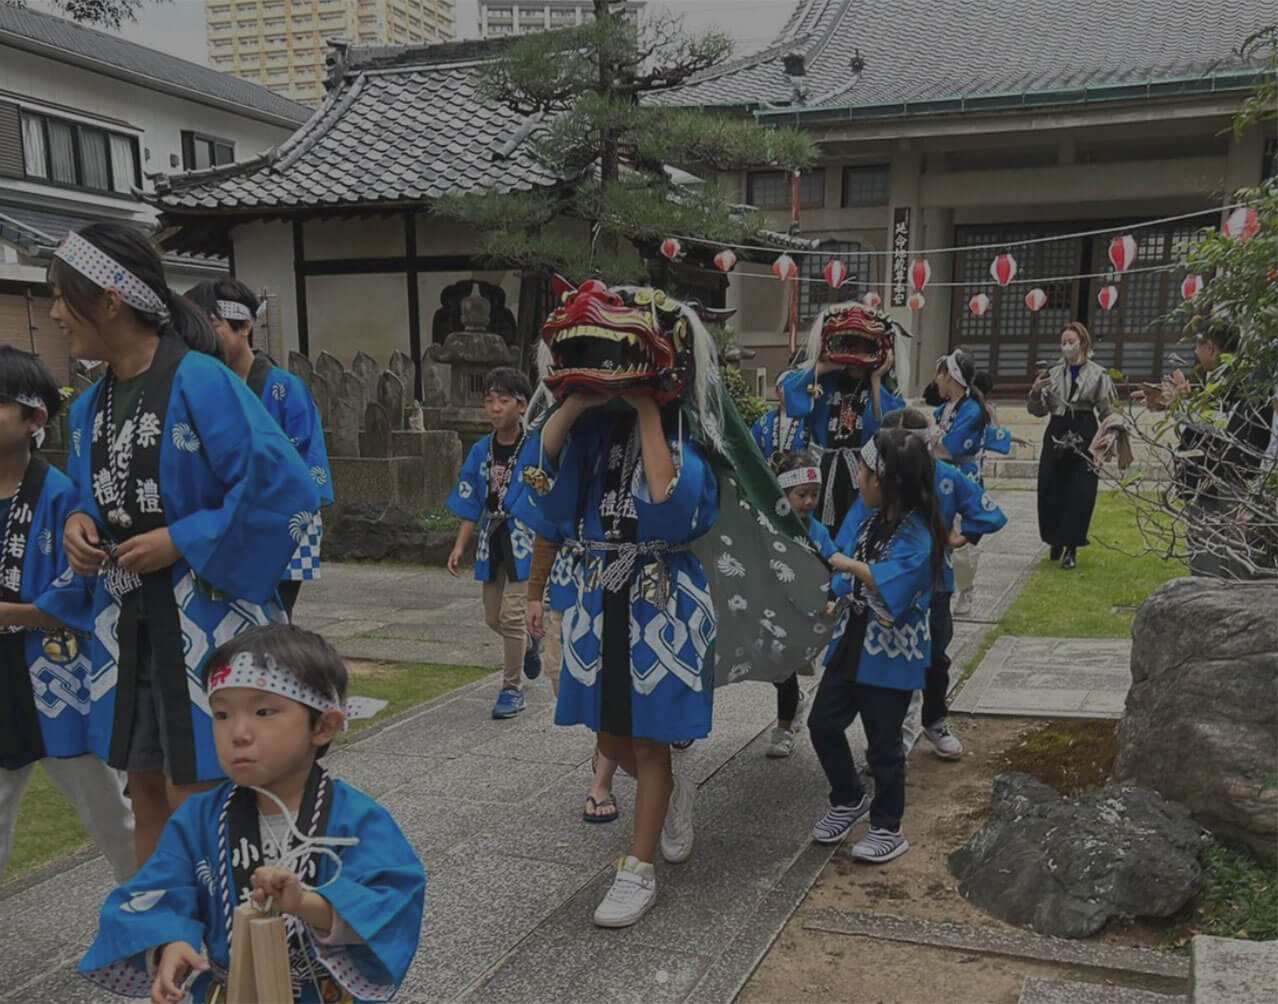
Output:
[279, 580, 302, 619]
[923, 591, 953, 728]
[774, 673, 799, 722]
[807, 618, 912, 830]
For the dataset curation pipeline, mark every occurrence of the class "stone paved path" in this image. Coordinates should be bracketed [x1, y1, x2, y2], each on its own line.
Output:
[0, 490, 1044, 1004]
[950, 635, 1133, 719]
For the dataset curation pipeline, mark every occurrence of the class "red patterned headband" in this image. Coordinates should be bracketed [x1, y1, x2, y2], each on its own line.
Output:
[206, 651, 386, 723]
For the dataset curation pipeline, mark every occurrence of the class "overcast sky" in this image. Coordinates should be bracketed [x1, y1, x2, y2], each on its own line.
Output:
[88, 0, 793, 67]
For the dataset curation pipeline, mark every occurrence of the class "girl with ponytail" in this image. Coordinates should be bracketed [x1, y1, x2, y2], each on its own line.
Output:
[47, 222, 320, 862]
[806, 427, 946, 864]
[931, 349, 989, 482]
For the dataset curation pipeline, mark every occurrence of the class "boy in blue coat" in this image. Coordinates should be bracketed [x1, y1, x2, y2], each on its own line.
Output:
[186, 278, 333, 618]
[80, 624, 424, 1003]
[0, 347, 135, 882]
[447, 367, 537, 719]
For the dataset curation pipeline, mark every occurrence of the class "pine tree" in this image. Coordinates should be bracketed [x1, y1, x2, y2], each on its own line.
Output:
[435, 0, 816, 283]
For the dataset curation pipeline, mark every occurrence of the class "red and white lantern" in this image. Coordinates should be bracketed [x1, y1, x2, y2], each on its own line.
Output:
[713, 248, 737, 272]
[1024, 287, 1048, 312]
[1180, 273, 1204, 301]
[862, 291, 882, 310]
[1222, 206, 1259, 243]
[823, 258, 848, 289]
[909, 258, 931, 291]
[1108, 235, 1138, 272]
[968, 293, 991, 316]
[989, 253, 1017, 286]
[1097, 284, 1119, 311]
[772, 254, 797, 281]
[907, 292, 926, 311]
[660, 237, 682, 261]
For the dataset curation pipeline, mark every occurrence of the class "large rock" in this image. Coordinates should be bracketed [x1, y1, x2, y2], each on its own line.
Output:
[325, 504, 427, 562]
[1113, 577, 1278, 863]
[948, 773, 1202, 938]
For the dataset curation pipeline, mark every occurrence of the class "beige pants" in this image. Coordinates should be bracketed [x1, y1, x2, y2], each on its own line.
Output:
[483, 566, 527, 690]
[542, 608, 564, 697]
[953, 515, 979, 593]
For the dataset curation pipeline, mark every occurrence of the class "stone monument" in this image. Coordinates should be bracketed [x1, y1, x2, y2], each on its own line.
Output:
[428, 282, 519, 407]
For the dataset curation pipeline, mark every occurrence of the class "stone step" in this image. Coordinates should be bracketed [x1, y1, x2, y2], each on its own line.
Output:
[1019, 977, 1187, 1004]
[1191, 936, 1278, 1004]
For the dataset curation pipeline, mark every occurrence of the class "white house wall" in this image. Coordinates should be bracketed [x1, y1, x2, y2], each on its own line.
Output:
[1, 46, 296, 226]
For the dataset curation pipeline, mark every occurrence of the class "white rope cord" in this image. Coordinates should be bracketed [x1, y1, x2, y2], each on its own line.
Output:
[720, 259, 1187, 289]
[668, 202, 1245, 258]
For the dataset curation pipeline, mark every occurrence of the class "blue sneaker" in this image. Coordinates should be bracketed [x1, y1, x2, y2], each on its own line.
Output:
[492, 687, 525, 719]
[523, 639, 542, 681]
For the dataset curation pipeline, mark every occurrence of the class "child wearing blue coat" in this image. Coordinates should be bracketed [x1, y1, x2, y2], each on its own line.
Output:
[186, 278, 333, 618]
[447, 367, 538, 719]
[0, 347, 135, 882]
[836, 409, 1008, 761]
[763, 450, 837, 759]
[809, 428, 947, 863]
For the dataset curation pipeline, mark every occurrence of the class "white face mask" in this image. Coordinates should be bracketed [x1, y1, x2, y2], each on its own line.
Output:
[1061, 343, 1082, 362]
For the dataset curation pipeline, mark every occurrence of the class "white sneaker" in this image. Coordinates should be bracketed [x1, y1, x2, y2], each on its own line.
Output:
[952, 589, 974, 617]
[766, 726, 797, 758]
[922, 719, 963, 760]
[851, 826, 910, 863]
[593, 855, 657, 928]
[660, 772, 696, 863]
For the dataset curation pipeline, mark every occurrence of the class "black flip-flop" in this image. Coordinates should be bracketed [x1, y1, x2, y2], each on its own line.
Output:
[582, 794, 619, 823]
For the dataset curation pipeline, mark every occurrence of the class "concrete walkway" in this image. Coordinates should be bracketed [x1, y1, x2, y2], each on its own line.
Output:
[0, 490, 1043, 1004]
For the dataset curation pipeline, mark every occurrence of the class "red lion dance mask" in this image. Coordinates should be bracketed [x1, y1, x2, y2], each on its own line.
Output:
[540, 276, 732, 405]
[817, 303, 896, 368]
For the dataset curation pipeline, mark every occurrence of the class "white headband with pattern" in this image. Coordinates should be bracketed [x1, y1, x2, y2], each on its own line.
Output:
[9, 393, 47, 411]
[860, 437, 886, 476]
[777, 466, 821, 489]
[206, 651, 387, 724]
[216, 299, 254, 322]
[53, 232, 170, 319]
[944, 351, 968, 389]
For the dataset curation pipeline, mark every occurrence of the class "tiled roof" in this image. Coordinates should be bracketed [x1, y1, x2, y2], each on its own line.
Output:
[0, 201, 224, 268]
[150, 39, 562, 214]
[0, 5, 311, 127]
[654, 0, 1267, 113]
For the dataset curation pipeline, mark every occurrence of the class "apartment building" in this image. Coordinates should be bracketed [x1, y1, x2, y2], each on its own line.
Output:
[478, 0, 643, 37]
[206, 0, 456, 105]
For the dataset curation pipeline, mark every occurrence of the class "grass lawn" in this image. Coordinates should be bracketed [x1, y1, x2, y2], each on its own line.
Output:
[962, 491, 1187, 681]
[2, 661, 488, 884]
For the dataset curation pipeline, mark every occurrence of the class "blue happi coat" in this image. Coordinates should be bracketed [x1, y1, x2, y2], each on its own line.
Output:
[513, 414, 719, 742]
[446, 433, 533, 582]
[48, 341, 320, 784]
[825, 510, 936, 691]
[2, 459, 95, 769]
[835, 460, 1007, 594]
[934, 396, 986, 480]
[248, 352, 332, 582]
[79, 772, 425, 1003]
[750, 407, 810, 457]
[804, 511, 837, 562]
[778, 365, 903, 450]
[982, 424, 1013, 456]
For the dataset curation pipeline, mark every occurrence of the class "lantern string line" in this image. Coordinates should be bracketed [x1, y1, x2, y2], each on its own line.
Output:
[724, 260, 1187, 289]
[667, 202, 1248, 259]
